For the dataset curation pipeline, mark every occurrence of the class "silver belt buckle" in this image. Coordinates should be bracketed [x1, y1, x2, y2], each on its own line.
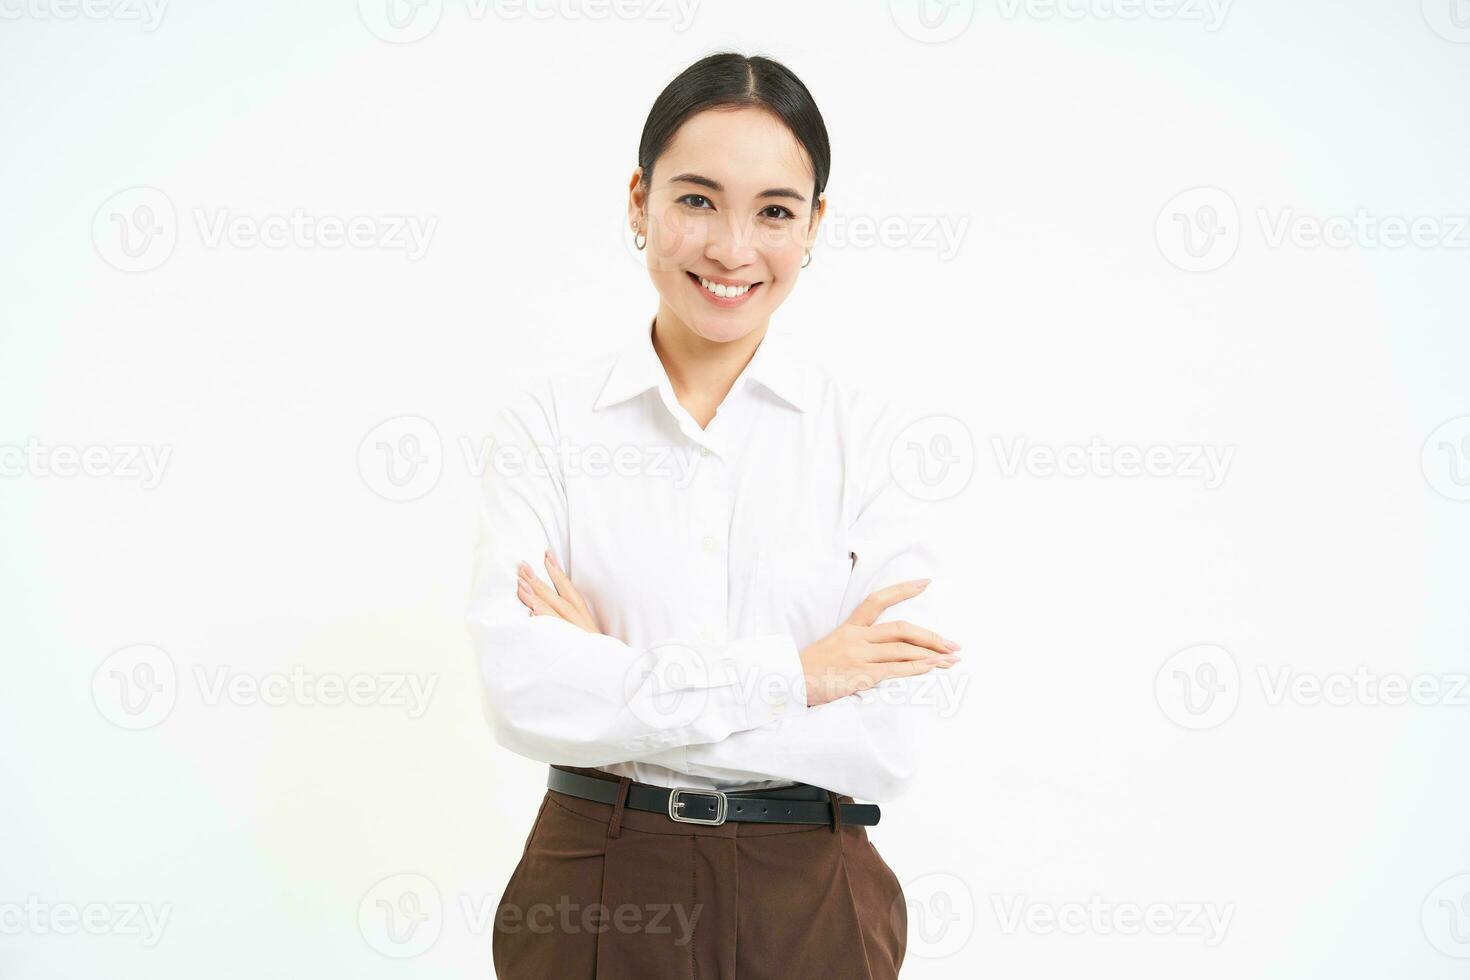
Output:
[667, 787, 728, 825]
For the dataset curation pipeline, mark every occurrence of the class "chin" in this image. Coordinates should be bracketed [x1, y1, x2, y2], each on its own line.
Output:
[684, 310, 762, 345]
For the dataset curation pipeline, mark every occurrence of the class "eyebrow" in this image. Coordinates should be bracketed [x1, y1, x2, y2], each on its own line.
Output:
[665, 172, 807, 204]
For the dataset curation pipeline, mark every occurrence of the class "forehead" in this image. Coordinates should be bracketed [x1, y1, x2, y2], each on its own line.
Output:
[655, 106, 813, 195]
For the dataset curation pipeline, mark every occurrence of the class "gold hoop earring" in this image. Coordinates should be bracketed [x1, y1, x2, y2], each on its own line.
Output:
[634, 228, 647, 251]
[801, 249, 812, 268]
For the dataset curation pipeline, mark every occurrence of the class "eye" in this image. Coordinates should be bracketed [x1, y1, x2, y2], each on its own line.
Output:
[761, 205, 797, 221]
[677, 194, 714, 210]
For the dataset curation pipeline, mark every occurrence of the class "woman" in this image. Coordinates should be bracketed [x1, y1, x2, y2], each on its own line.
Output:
[466, 51, 959, 979]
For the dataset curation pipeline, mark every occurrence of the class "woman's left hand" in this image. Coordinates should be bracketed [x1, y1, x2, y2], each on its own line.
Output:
[516, 550, 603, 634]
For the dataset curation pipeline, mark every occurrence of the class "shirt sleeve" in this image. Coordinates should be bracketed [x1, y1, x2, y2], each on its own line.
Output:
[635, 398, 960, 803]
[465, 386, 810, 769]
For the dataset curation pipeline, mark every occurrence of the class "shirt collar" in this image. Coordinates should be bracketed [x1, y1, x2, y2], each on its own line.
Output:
[592, 318, 811, 414]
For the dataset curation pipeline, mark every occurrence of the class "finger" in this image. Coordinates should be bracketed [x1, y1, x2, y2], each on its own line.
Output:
[862, 657, 954, 687]
[867, 620, 960, 654]
[523, 575, 573, 621]
[519, 563, 579, 621]
[515, 566, 556, 612]
[870, 641, 959, 664]
[519, 563, 568, 613]
[516, 577, 556, 617]
[834, 659, 943, 696]
[873, 659, 950, 682]
[543, 550, 593, 619]
[539, 554, 601, 633]
[845, 579, 931, 627]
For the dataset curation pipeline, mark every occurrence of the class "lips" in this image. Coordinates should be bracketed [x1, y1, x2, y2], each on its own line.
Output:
[687, 271, 763, 304]
[685, 271, 764, 307]
[689, 272, 760, 287]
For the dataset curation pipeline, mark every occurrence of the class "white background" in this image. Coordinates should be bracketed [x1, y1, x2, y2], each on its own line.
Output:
[2, 0, 1469, 977]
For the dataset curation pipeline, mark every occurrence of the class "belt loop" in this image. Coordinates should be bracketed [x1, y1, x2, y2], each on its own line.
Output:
[828, 790, 844, 834]
[607, 776, 632, 839]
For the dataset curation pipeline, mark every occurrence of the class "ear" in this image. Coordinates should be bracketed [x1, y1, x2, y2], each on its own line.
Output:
[805, 192, 827, 249]
[626, 167, 646, 233]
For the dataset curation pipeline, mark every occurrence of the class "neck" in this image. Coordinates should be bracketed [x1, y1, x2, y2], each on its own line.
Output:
[650, 303, 768, 429]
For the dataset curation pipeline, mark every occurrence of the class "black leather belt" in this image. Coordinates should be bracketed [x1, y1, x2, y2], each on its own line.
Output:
[547, 766, 880, 827]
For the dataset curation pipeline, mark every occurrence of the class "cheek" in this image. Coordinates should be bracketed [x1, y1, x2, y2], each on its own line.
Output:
[764, 244, 806, 285]
[752, 219, 806, 258]
[648, 266, 690, 301]
[644, 205, 705, 271]
[757, 221, 810, 275]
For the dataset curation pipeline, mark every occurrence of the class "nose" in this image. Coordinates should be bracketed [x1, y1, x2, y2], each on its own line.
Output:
[703, 210, 758, 270]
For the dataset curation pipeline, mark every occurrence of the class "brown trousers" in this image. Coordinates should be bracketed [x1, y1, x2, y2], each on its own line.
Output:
[492, 765, 908, 978]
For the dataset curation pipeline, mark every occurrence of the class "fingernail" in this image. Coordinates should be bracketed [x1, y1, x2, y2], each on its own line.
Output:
[944, 640, 961, 651]
[915, 579, 931, 588]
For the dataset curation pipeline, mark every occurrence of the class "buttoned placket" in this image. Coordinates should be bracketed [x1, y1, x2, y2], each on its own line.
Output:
[653, 379, 741, 649]
[690, 448, 729, 646]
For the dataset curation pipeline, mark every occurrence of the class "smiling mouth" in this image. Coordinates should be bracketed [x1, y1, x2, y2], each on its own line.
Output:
[687, 271, 762, 300]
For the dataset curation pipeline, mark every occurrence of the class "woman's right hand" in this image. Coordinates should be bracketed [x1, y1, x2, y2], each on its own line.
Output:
[798, 579, 961, 707]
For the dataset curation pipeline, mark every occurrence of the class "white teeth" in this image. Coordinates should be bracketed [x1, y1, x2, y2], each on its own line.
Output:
[697, 275, 753, 299]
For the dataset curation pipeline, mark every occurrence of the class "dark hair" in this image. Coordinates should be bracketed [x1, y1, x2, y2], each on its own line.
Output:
[637, 52, 831, 216]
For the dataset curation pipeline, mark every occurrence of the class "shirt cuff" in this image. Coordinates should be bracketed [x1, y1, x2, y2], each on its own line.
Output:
[724, 633, 809, 731]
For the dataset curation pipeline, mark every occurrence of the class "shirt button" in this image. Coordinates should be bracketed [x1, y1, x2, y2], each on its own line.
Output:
[700, 446, 711, 457]
[701, 535, 719, 554]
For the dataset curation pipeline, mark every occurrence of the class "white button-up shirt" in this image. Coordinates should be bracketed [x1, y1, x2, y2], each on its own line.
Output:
[466, 320, 949, 802]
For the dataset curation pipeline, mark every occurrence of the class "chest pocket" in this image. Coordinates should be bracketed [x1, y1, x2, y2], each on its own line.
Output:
[756, 545, 854, 649]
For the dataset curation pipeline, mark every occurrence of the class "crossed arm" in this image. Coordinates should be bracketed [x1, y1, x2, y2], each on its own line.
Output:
[467, 391, 959, 802]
